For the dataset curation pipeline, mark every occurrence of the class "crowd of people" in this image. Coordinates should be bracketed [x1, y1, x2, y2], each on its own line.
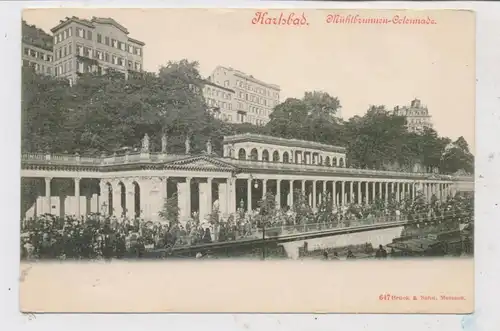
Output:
[20, 192, 473, 261]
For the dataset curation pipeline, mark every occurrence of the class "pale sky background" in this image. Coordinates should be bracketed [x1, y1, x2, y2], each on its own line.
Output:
[23, 8, 476, 151]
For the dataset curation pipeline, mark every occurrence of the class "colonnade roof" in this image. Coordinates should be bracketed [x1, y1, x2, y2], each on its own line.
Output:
[21, 152, 473, 182]
[223, 133, 346, 154]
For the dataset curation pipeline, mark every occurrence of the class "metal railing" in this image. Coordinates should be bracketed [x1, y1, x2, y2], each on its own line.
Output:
[168, 211, 473, 249]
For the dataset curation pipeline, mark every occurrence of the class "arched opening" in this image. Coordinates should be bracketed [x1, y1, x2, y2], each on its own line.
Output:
[339, 158, 345, 167]
[282, 152, 290, 163]
[262, 149, 269, 162]
[325, 156, 331, 166]
[119, 181, 126, 217]
[332, 157, 337, 167]
[106, 182, 113, 215]
[133, 181, 141, 218]
[238, 148, 246, 160]
[272, 151, 280, 162]
[250, 148, 258, 161]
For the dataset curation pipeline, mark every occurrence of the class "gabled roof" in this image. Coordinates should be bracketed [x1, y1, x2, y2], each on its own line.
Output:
[163, 155, 239, 172]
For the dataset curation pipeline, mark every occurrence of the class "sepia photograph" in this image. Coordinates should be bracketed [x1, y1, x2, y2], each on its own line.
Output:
[19, 8, 475, 313]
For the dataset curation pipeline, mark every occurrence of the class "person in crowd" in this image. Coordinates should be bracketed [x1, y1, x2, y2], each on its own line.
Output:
[19, 194, 472, 260]
[346, 250, 356, 260]
[375, 245, 388, 259]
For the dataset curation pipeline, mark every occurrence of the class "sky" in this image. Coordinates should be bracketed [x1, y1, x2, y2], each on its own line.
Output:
[23, 8, 476, 151]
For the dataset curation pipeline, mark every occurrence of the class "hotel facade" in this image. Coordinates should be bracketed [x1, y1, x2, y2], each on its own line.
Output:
[21, 134, 472, 223]
[206, 66, 281, 126]
[50, 16, 145, 85]
[22, 21, 54, 76]
[393, 98, 434, 133]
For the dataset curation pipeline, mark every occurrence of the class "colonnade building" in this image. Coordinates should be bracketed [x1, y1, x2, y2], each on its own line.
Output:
[21, 134, 473, 222]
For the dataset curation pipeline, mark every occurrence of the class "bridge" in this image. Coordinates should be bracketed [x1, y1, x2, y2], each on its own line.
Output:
[155, 211, 473, 258]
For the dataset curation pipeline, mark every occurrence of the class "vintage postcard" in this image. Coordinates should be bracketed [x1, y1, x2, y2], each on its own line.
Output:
[20, 8, 475, 313]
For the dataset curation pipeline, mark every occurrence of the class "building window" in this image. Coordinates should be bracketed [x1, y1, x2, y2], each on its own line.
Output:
[87, 31, 92, 40]
[135, 62, 141, 71]
[63, 46, 67, 57]
[68, 27, 72, 37]
[97, 34, 102, 43]
[58, 49, 62, 59]
[23, 47, 29, 55]
[128, 45, 133, 53]
[77, 45, 83, 56]
[22, 59, 29, 67]
[112, 55, 117, 64]
[135, 47, 141, 56]
[120, 42, 125, 51]
[105, 36, 110, 46]
[128, 60, 133, 68]
[84, 47, 92, 58]
[119, 58, 124, 66]
[68, 45, 72, 55]
[105, 53, 109, 62]
[77, 28, 84, 38]
[112, 39, 117, 48]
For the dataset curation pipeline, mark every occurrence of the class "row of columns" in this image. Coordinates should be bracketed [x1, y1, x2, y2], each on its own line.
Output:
[231, 146, 346, 167]
[32, 176, 457, 221]
[242, 178, 455, 212]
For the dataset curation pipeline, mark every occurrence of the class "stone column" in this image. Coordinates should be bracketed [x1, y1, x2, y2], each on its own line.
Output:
[145, 178, 162, 222]
[99, 181, 108, 216]
[385, 182, 389, 203]
[396, 183, 400, 202]
[125, 181, 135, 219]
[372, 181, 376, 202]
[349, 181, 354, 204]
[276, 179, 281, 208]
[301, 180, 306, 195]
[262, 179, 267, 198]
[312, 180, 317, 209]
[332, 181, 336, 207]
[357, 181, 362, 204]
[247, 178, 252, 212]
[402, 183, 406, 200]
[340, 181, 345, 206]
[378, 182, 382, 200]
[112, 181, 122, 217]
[322, 180, 327, 204]
[228, 178, 236, 214]
[185, 177, 192, 218]
[74, 177, 81, 218]
[365, 181, 369, 205]
[44, 177, 52, 214]
[207, 177, 213, 215]
[218, 181, 227, 215]
[162, 177, 168, 201]
[289, 179, 294, 206]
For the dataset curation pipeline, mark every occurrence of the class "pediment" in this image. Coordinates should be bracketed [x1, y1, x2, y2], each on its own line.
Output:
[165, 156, 238, 172]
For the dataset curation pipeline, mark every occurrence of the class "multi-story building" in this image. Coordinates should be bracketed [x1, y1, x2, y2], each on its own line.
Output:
[21, 21, 54, 76]
[50, 16, 145, 85]
[393, 98, 433, 133]
[202, 81, 235, 122]
[207, 66, 280, 125]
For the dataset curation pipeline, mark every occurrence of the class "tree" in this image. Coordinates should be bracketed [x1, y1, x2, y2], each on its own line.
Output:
[440, 136, 474, 174]
[21, 67, 71, 153]
[158, 193, 180, 230]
